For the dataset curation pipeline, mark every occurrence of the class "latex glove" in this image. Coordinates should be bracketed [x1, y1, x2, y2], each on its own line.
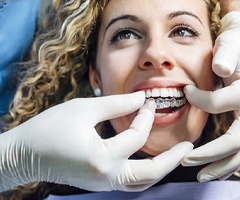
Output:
[181, 12, 240, 182]
[0, 92, 193, 192]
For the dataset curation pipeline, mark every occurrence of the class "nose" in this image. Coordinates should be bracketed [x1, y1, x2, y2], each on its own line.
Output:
[138, 39, 175, 71]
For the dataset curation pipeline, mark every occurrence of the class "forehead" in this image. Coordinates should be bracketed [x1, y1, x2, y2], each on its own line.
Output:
[102, 0, 209, 27]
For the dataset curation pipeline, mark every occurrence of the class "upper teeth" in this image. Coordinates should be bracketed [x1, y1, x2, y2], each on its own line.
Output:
[145, 88, 184, 98]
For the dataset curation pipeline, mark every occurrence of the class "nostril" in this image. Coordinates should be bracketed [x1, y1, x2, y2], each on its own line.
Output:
[163, 61, 173, 69]
[144, 61, 152, 67]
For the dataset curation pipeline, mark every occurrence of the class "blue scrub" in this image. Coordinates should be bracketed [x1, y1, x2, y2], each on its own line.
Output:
[0, 0, 40, 116]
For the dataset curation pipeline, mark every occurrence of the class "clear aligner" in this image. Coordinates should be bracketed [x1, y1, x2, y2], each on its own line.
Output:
[154, 97, 187, 109]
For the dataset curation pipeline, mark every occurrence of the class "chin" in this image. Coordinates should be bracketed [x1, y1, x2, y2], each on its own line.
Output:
[140, 138, 181, 157]
[139, 126, 203, 157]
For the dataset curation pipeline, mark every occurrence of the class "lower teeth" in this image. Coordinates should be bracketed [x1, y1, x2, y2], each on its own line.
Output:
[147, 97, 187, 109]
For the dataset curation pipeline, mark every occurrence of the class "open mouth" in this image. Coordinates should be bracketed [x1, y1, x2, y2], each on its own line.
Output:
[145, 88, 187, 114]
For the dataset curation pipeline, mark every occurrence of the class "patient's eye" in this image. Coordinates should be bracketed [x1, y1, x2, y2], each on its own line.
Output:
[171, 24, 200, 38]
[111, 28, 141, 43]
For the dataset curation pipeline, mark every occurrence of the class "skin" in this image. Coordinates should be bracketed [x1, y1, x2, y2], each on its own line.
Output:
[89, 0, 215, 156]
[219, 0, 240, 16]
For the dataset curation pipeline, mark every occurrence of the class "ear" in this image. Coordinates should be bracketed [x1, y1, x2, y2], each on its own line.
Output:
[89, 64, 102, 89]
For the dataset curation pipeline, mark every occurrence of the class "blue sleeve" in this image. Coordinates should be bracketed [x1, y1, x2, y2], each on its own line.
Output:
[0, 0, 40, 116]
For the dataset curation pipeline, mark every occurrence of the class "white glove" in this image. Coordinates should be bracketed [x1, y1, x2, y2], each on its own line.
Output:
[0, 92, 193, 192]
[181, 12, 240, 182]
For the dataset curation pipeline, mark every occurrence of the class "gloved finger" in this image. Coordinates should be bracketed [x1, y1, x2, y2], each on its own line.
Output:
[218, 168, 240, 181]
[182, 120, 240, 166]
[126, 142, 193, 185]
[105, 99, 155, 158]
[223, 62, 240, 87]
[218, 169, 238, 181]
[196, 152, 240, 182]
[184, 83, 240, 113]
[212, 30, 240, 77]
[82, 91, 146, 126]
[117, 143, 193, 192]
[121, 182, 157, 192]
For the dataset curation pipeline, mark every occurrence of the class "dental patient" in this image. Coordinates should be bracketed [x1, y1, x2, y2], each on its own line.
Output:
[2, 0, 237, 199]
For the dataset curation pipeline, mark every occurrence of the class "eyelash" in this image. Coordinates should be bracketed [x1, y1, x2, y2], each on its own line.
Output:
[110, 23, 200, 43]
[110, 28, 141, 43]
[171, 23, 200, 38]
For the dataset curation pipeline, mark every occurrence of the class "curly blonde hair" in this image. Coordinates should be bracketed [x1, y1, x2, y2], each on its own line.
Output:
[0, 0, 234, 199]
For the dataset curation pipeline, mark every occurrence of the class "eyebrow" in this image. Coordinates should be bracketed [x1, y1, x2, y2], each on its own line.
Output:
[105, 14, 142, 32]
[167, 11, 202, 25]
[105, 11, 203, 32]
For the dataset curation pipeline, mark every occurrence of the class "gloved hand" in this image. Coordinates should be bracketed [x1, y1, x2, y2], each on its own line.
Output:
[181, 12, 240, 182]
[0, 92, 193, 192]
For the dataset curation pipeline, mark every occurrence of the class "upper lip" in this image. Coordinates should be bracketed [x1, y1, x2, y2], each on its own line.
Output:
[130, 80, 187, 93]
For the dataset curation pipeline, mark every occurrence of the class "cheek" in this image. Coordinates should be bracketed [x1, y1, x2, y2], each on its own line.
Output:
[97, 51, 137, 95]
[96, 49, 140, 134]
[187, 49, 214, 90]
[187, 108, 209, 143]
[110, 117, 131, 134]
[108, 106, 138, 135]
[183, 50, 213, 141]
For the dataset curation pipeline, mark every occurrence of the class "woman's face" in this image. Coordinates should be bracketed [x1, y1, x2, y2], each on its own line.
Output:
[90, 0, 214, 156]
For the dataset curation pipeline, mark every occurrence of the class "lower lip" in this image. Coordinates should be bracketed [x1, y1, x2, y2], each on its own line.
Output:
[153, 103, 189, 125]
